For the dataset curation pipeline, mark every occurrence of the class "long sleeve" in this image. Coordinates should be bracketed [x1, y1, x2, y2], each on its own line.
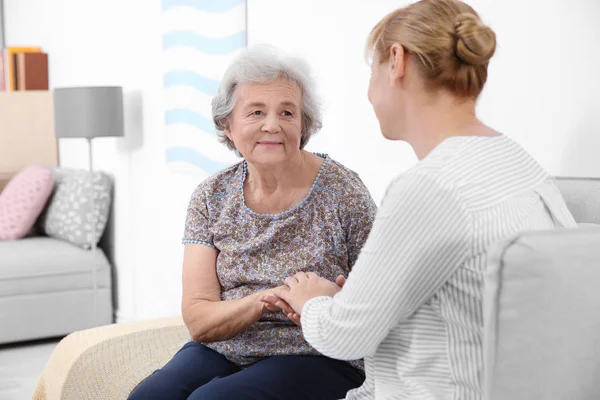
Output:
[301, 171, 472, 360]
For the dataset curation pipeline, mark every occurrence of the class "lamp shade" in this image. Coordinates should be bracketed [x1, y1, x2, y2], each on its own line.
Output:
[53, 86, 124, 139]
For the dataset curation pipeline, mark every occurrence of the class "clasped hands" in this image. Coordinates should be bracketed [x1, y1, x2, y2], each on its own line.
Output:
[260, 272, 346, 325]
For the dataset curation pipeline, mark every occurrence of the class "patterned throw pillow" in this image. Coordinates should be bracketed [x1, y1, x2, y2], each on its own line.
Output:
[39, 168, 112, 249]
[0, 165, 54, 240]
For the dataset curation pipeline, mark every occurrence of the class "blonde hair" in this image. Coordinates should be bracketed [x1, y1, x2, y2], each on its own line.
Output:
[367, 0, 496, 98]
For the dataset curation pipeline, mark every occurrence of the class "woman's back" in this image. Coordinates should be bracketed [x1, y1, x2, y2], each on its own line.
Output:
[275, 2, 578, 399]
[321, 135, 577, 400]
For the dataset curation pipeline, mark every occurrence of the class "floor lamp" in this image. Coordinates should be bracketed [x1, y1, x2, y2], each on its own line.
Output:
[53, 86, 124, 322]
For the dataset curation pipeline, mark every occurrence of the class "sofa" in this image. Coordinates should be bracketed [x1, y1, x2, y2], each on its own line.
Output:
[0, 167, 114, 344]
[32, 177, 600, 400]
[483, 177, 600, 400]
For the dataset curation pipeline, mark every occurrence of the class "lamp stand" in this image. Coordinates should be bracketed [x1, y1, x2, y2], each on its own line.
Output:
[87, 137, 98, 322]
[53, 87, 124, 327]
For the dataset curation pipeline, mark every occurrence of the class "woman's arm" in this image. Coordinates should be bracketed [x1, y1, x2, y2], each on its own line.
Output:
[181, 243, 271, 343]
[297, 172, 472, 360]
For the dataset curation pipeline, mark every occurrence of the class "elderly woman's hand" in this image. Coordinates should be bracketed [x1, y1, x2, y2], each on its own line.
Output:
[262, 273, 346, 322]
[258, 287, 302, 325]
[261, 289, 301, 325]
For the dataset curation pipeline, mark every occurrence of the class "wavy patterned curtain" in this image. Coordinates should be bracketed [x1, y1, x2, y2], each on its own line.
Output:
[162, 0, 246, 175]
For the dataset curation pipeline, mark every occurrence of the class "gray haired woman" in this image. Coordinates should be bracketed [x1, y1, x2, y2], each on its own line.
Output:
[128, 45, 377, 400]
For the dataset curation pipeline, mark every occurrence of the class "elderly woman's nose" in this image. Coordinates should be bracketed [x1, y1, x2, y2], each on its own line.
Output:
[261, 113, 282, 132]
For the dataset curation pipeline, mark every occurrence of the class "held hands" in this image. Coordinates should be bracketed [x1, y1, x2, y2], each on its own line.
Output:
[261, 273, 346, 325]
[259, 286, 301, 325]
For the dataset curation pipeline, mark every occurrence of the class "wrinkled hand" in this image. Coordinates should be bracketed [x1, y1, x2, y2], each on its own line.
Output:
[261, 294, 301, 325]
[262, 273, 346, 323]
[258, 287, 300, 325]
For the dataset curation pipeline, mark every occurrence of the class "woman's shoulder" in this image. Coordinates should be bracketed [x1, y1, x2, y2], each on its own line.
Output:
[392, 135, 551, 207]
[190, 162, 243, 201]
[319, 156, 375, 203]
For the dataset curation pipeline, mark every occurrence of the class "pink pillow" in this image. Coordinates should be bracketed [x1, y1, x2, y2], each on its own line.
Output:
[0, 165, 54, 240]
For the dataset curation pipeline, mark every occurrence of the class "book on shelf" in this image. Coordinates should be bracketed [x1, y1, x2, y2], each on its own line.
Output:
[15, 52, 49, 91]
[1, 47, 42, 91]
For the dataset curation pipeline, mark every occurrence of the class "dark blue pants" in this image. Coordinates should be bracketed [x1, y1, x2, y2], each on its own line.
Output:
[128, 341, 364, 400]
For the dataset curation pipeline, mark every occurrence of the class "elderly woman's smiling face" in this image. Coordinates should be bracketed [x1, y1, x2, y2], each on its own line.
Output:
[226, 78, 303, 165]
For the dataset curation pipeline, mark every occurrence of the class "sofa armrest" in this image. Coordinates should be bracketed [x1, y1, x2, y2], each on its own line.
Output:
[33, 316, 189, 400]
[483, 225, 600, 400]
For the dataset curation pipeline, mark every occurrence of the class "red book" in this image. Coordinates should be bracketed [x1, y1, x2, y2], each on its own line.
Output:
[15, 52, 49, 91]
[2, 47, 42, 91]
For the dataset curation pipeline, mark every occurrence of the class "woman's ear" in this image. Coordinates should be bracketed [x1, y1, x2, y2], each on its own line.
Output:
[389, 43, 406, 87]
[224, 120, 233, 141]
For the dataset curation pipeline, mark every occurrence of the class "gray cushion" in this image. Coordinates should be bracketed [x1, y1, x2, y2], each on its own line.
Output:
[484, 225, 600, 400]
[39, 168, 112, 249]
[0, 236, 111, 297]
[556, 177, 600, 224]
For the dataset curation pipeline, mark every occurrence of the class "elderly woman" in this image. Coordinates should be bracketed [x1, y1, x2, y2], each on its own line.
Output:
[128, 45, 376, 399]
[264, 0, 577, 399]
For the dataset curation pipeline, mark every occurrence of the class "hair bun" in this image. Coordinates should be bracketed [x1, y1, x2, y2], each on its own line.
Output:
[454, 13, 496, 66]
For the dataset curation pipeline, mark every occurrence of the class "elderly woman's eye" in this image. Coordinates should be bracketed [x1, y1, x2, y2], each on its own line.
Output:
[283, 111, 294, 117]
[251, 110, 263, 116]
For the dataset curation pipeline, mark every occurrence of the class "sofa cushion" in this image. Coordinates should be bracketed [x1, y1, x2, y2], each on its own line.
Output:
[556, 177, 600, 224]
[0, 165, 54, 240]
[0, 236, 111, 297]
[39, 168, 112, 249]
[484, 224, 600, 400]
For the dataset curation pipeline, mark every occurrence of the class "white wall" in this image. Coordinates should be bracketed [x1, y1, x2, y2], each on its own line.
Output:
[5, 0, 599, 322]
[250, 0, 418, 202]
[248, 0, 600, 196]
[5, 0, 197, 321]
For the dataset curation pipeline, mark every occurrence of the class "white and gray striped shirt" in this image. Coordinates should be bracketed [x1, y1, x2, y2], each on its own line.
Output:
[302, 135, 576, 400]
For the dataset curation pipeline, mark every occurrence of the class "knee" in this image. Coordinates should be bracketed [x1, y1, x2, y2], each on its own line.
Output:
[127, 371, 182, 400]
[127, 374, 155, 400]
[187, 378, 238, 400]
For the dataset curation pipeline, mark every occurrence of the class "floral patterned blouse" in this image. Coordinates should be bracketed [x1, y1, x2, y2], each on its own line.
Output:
[182, 154, 377, 370]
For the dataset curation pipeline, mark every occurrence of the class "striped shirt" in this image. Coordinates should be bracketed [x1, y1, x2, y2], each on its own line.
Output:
[301, 135, 577, 400]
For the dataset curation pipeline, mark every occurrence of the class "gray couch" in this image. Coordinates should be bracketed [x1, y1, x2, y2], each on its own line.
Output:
[0, 237, 113, 344]
[0, 169, 114, 344]
[484, 177, 600, 400]
[30, 177, 600, 400]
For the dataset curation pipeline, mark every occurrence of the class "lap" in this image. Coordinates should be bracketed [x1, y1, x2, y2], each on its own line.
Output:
[127, 341, 240, 400]
[189, 355, 365, 400]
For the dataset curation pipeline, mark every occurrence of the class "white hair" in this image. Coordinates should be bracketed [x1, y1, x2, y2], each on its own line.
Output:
[212, 44, 323, 154]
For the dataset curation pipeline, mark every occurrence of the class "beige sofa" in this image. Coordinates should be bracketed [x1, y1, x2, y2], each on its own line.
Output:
[33, 178, 600, 400]
[33, 317, 188, 400]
